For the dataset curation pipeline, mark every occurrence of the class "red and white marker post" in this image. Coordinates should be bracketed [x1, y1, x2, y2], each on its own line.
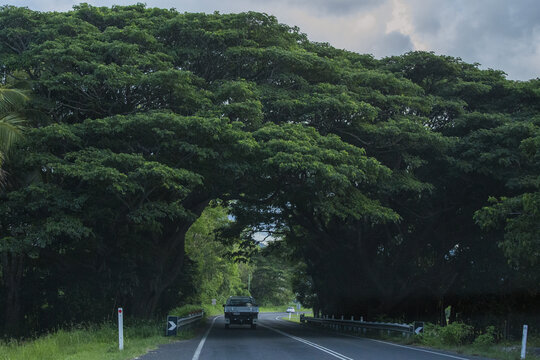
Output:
[118, 308, 124, 350]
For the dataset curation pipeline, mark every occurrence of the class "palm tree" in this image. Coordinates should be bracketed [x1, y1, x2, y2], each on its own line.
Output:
[0, 87, 28, 186]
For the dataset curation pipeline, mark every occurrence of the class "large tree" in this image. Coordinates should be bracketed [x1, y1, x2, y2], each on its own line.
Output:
[1, 4, 538, 337]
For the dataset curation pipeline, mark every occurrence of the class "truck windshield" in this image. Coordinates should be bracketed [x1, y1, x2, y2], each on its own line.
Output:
[227, 298, 256, 306]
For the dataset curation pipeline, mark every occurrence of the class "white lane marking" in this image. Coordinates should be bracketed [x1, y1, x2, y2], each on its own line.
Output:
[367, 339, 471, 360]
[272, 316, 470, 360]
[259, 323, 354, 360]
[192, 316, 218, 360]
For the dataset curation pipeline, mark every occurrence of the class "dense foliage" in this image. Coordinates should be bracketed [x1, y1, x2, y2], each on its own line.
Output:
[0, 4, 538, 337]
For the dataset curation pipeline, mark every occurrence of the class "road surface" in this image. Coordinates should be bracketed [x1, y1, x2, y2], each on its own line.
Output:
[139, 313, 490, 360]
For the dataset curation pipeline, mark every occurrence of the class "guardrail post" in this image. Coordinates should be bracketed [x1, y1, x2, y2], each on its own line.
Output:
[118, 308, 124, 350]
[351, 316, 354, 321]
[521, 325, 528, 359]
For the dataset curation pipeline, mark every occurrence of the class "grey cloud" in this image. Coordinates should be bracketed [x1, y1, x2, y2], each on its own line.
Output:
[406, 0, 540, 79]
[372, 31, 414, 57]
[280, 0, 385, 15]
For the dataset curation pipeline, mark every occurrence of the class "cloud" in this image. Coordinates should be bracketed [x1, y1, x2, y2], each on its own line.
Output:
[260, 0, 415, 58]
[255, 0, 384, 16]
[402, 0, 540, 79]
[374, 31, 414, 55]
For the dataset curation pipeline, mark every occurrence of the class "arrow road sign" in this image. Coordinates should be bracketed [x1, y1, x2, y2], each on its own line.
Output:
[166, 316, 178, 336]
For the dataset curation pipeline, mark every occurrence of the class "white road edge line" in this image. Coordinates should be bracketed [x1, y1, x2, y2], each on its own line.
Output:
[367, 338, 471, 360]
[259, 323, 354, 360]
[192, 316, 219, 360]
[333, 330, 471, 360]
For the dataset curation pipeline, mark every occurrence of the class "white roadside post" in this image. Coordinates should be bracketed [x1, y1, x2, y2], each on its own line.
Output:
[521, 324, 528, 359]
[118, 308, 124, 350]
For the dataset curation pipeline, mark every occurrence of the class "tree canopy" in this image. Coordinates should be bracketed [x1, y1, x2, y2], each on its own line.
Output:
[0, 4, 538, 337]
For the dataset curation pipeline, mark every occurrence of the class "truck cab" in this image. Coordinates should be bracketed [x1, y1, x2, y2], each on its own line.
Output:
[223, 296, 259, 329]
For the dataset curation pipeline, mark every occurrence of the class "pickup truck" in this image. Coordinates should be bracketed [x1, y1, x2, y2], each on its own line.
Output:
[223, 296, 259, 329]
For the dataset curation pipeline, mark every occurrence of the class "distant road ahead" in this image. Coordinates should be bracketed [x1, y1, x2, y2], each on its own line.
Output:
[139, 313, 490, 360]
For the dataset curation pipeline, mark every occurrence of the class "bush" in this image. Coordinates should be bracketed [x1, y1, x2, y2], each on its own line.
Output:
[440, 322, 474, 345]
[418, 322, 474, 347]
[473, 326, 497, 347]
[417, 323, 443, 346]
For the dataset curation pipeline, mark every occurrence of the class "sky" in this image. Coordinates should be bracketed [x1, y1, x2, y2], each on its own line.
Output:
[4, 0, 540, 81]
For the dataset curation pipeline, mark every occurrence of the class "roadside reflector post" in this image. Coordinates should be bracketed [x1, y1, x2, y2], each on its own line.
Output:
[521, 325, 528, 359]
[118, 308, 124, 350]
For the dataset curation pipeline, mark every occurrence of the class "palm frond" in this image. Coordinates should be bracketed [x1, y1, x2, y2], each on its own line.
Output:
[0, 88, 29, 113]
[0, 152, 5, 189]
[0, 114, 25, 153]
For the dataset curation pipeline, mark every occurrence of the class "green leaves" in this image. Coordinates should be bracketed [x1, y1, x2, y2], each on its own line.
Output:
[1, 4, 539, 335]
[0, 183, 91, 255]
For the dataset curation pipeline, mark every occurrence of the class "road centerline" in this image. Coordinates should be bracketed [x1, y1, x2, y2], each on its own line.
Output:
[271, 315, 473, 360]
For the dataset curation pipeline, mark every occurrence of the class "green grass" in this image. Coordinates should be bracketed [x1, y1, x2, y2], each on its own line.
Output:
[280, 311, 313, 324]
[0, 319, 196, 360]
[259, 305, 310, 313]
[411, 323, 540, 360]
[413, 341, 540, 360]
[356, 332, 539, 360]
[201, 305, 224, 317]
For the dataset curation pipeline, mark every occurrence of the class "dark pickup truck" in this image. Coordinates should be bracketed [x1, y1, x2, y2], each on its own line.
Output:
[223, 296, 259, 329]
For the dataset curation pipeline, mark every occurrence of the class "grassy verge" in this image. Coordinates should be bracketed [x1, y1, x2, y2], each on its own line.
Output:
[199, 305, 224, 317]
[0, 304, 214, 360]
[259, 306, 311, 313]
[414, 338, 539, 360]
[281, 311, 313, 324]
[358, 332, 539, 360]
[259, 306, 287, 313]
[0, 319, 191, 360]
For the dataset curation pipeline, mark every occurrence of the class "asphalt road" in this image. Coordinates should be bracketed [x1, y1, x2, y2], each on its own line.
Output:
[138, 313, 491, 360]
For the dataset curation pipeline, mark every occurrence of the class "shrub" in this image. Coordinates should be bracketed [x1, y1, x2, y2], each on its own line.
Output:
[417, 323, 443, 346]
[440, 322, 474, 345]
[473, 326, 497, 347]
[418, 322, 474, 347]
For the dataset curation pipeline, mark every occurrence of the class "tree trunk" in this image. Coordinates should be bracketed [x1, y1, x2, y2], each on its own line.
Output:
[438, 298, 446, 326]
[130, 198, 210, 318]
[2, 252, 24, 335]
[130, 228, 188, 318]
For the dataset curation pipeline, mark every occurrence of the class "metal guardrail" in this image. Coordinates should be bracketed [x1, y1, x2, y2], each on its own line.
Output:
[179, 311, 204, 327]
[166, 310, 204, 336]
[300, 314, 414, 336]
